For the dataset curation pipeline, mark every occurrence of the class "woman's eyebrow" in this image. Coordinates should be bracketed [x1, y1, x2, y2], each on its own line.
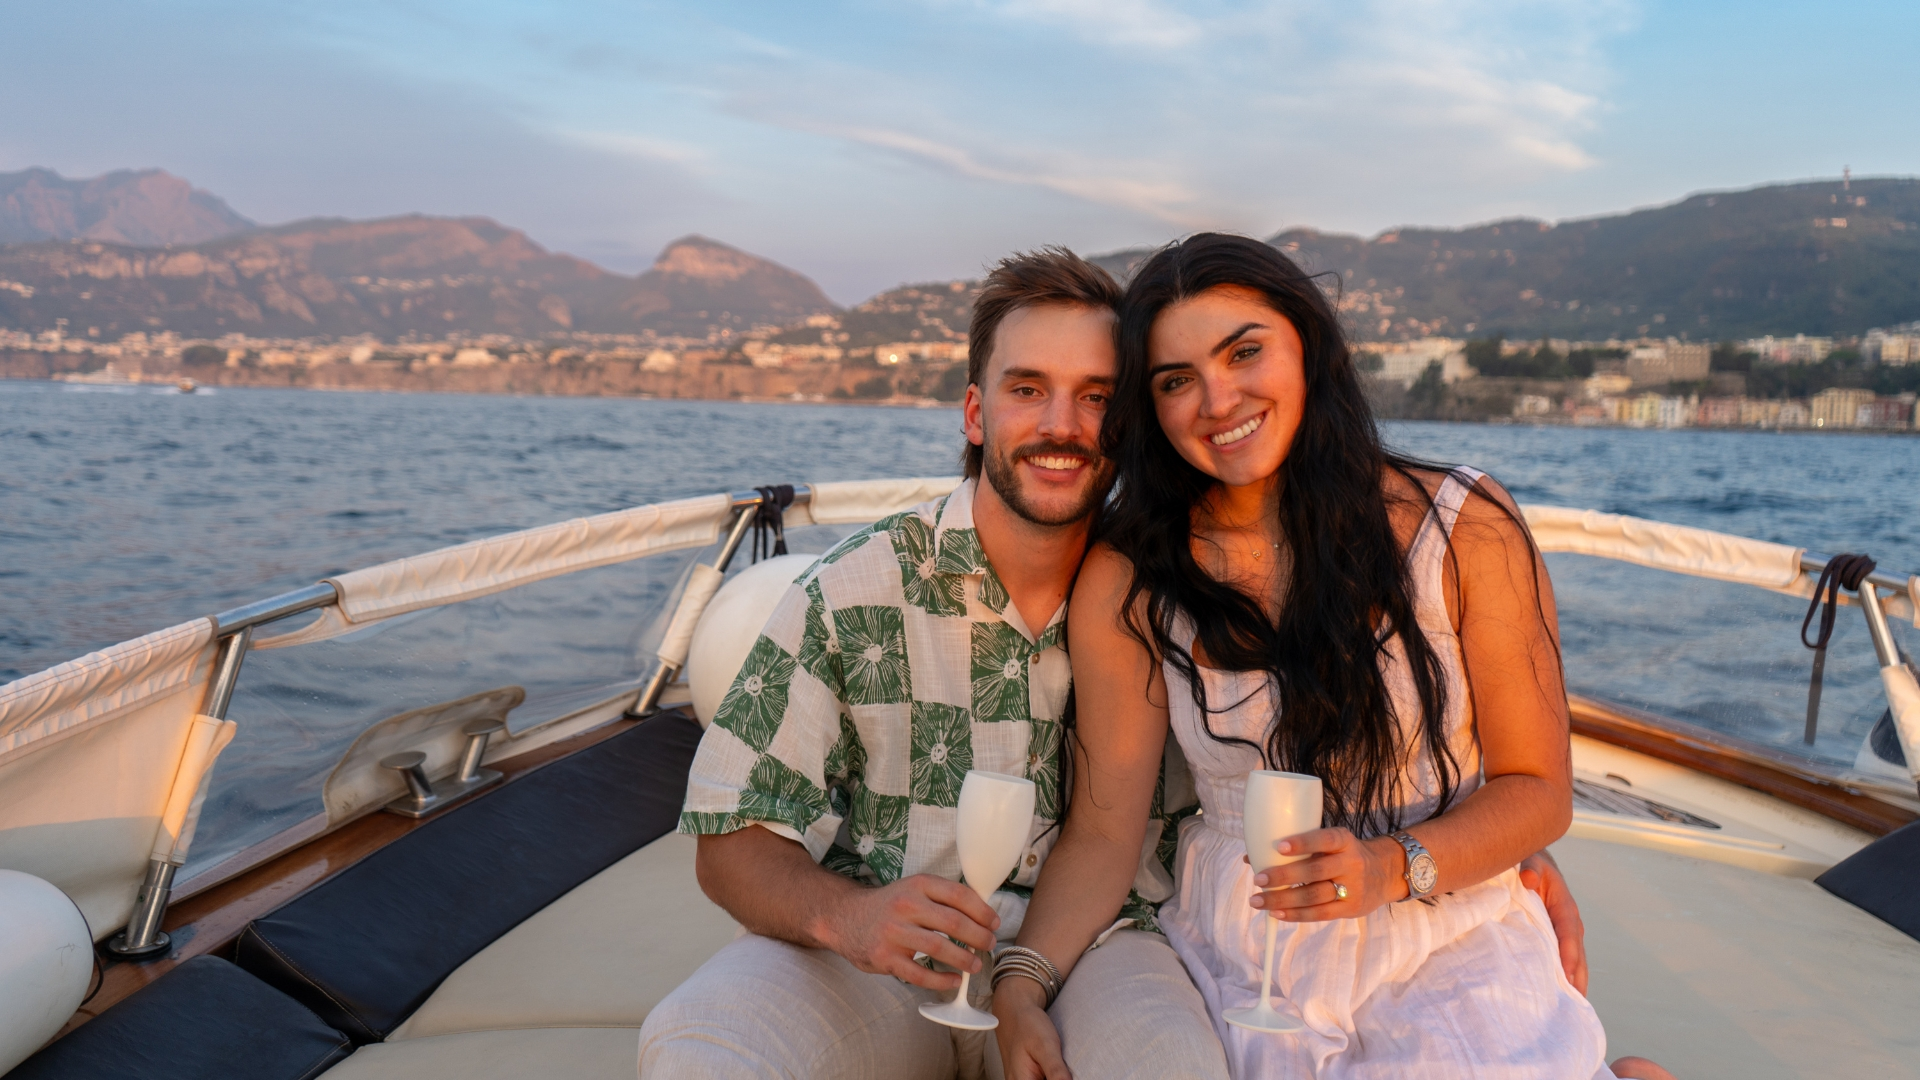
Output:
[1210, 322, 1266, 356]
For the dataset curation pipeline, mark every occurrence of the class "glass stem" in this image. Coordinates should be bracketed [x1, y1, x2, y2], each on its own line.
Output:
[953, 966, 972, 1006]
[1259, 915, 1278, 1010]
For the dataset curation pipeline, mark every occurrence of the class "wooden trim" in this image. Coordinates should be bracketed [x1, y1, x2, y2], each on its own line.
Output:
[62, 714, 646, 1037]
[1568, 694, 1917, 837]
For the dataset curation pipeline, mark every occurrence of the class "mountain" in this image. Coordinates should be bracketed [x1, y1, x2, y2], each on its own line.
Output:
[0, 215, 835, 338]
[612, 235, 838, 336]
[0, 167, 253, 246]
[1095, 178, 1920, 341]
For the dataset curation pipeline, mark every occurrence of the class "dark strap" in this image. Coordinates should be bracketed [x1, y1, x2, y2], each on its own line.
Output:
[1802, 553, 1877, 744]
[751, 485, 796, 563]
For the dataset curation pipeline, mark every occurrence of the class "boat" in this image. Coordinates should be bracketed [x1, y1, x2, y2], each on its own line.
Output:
[176, 378, 196, 394]
[53, 364, 139, 387]
[1, 478, 1916, 1079]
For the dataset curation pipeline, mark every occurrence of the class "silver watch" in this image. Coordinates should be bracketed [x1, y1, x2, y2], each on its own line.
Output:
[1390, 831, 1438, 900]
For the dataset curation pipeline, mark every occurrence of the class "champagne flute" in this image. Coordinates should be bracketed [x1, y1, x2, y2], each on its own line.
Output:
[1223, 769, 1322, 1035]
[919, 769, 1036, 1031]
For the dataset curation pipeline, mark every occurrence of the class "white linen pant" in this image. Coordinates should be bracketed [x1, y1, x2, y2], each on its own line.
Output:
[638, 929, 1229, 1080]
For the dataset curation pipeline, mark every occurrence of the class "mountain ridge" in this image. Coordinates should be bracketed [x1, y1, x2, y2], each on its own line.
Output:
[0, 167, 253, 246]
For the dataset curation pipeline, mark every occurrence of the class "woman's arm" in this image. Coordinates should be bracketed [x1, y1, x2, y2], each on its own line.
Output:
[994, 543, 1172, 1078]
[1256, 477, 1574, 921]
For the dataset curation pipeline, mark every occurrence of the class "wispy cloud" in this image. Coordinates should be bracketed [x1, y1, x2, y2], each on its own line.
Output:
[812, 123, 1207, 224]
[944, 0, 1204, 49]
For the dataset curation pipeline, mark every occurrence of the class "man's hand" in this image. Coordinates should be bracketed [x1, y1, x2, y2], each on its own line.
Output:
[1518, 850, 1587, 995]
[815, 873, 1001, 992]
[992, 977, 1071, 1080]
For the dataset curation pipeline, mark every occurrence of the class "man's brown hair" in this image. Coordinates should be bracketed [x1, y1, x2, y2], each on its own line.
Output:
[962, 247, 1123, 478]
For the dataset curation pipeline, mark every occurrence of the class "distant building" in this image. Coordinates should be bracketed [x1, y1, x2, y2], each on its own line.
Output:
[641, 350, 679, 373]
[1583, 372, 1633, 399]
[1739, 398, 1784, 428]
[1865, 330, 1919, 365]
[1625, 339, 1710, 386]
[1777, 401, 1811, 428]
[1811, 387, 1874, 428]
[452, 348, 497, 367]
[1859, 396, 1912, 428]
[1368, 338, 1473, 387]
[1697, 397, 1742, 427]
[1512, 394, 1553, 417]
[1743, 335, 1834, 365]
[875, 341, 969, 366]
[1655, 396, 1695, 428]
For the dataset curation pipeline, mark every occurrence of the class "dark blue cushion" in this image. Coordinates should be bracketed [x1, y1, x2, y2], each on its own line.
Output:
[234, 712, 702, 1043]
[1817, 819, 1920, 942]
[9, 955, 350, 1080]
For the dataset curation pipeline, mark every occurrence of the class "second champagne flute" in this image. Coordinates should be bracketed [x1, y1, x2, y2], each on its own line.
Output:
[919, 769, 1036, 1031]
[1224, 769, 1323, 1035]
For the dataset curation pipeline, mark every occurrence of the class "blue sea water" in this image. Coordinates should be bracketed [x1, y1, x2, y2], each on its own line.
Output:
[2, 381, 1916, 876]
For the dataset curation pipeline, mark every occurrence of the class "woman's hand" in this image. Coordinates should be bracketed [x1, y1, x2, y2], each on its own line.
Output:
[992, 978, 1072, 1080]
[1249, 827, 1405, 921]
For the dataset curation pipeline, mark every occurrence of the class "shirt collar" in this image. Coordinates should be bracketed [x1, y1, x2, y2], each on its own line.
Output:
[932, 478, 1067, 648]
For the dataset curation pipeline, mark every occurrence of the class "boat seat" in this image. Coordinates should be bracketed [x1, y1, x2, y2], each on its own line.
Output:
[234, 713, 704, 1045]
[319, 1029, 640, 1080]
[389, 832, 739, 1040]
[9, 956, 352, 1080]
[1554, 834, 1920, 1079]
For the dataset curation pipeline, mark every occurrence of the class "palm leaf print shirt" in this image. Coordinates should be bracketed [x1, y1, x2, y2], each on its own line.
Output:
[680, 479, 1192, 935]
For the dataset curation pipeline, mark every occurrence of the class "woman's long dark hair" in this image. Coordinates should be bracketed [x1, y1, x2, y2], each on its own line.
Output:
[1101, 233, 1458, 837]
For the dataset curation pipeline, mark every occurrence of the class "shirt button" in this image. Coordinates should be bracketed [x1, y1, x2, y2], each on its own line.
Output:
[1025, 853, 1038, 867]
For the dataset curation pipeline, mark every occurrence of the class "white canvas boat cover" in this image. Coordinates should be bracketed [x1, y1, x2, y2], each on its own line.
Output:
[0, 618, 222, 936]
[1524, 505, 1916, 624]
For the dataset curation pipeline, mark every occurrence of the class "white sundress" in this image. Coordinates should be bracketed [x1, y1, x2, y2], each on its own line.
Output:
[1156, 468, 1613, 1079]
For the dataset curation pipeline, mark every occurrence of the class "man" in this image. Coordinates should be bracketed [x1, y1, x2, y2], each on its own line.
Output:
[639, 249, 1586, 1079]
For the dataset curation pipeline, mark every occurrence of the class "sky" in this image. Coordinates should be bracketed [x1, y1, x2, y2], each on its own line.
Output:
[4, 0, 1917, 304]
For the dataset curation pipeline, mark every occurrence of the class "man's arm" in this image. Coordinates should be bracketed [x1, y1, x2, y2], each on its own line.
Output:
[1518, 849, 1588, 994]
[696, 823, 1002, 992]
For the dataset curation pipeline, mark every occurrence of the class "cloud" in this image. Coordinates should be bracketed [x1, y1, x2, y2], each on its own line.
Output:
[945, 0, 1203, 49]
[806, 123, 1207, 225]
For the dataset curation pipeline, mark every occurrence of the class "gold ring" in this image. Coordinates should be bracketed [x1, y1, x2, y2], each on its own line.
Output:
[1333, 882, 1350, 901]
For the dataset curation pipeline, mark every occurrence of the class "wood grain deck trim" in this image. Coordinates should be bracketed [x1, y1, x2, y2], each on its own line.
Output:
[1568, 695, 1917, 837]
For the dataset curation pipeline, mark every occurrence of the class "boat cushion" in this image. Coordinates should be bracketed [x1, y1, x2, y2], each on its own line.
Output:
[8, 956, 351, 1080]
[1554, 834, 1920, 1078]
[319, 1029, 639, 1080]
[1816, 819, 1920, 941]
[234, 712, 704, 1044]
[391, 832, 739, 1039]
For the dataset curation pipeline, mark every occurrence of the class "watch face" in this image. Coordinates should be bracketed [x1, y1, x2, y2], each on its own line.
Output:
[1408, 852, 1439, 895]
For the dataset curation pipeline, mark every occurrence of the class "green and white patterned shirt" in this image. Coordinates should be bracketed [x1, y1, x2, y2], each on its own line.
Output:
[681, 478, 1068, 894]
[679, 478, 1192, 934]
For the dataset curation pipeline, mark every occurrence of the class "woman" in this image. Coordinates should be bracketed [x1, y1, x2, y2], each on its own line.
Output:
[993, 234, 1670, 1079]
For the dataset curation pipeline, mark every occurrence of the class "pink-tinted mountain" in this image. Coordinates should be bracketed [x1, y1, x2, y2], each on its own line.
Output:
[0, 209, 837, 338]
[0, 168, 254, 246]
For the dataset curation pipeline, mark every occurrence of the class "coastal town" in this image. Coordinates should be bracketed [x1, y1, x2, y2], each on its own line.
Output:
[7, 316, 1918, 432]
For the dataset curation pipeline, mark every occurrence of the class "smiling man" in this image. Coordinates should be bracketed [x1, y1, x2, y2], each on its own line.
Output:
[639, 249, 1228, 1079]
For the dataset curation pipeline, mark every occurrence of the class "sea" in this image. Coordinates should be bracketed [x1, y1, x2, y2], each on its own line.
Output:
[3, 380, 1916, 878]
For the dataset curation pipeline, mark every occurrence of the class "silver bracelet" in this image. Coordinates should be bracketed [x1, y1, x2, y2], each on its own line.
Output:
[991, 945, 1064, 1007]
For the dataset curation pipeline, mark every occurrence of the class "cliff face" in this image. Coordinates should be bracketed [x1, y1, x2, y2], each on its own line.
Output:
[0, 168, 254, 246]
[0, 218, 837, 338]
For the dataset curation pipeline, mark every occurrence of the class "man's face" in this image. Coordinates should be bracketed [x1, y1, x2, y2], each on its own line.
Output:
[963, 303, 1117, 527]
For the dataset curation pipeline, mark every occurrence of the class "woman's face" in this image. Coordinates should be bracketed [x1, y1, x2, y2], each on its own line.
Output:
[1147, 284, 1307, 492]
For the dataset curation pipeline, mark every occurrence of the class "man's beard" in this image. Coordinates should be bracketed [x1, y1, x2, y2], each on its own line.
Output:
[982, 436, 1113, 527]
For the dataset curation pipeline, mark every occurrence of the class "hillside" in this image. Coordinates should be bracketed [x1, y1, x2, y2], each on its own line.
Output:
[0, 217, 834, 338]
[0, 167, 253, 246]
[1092, 178, 1920, 341]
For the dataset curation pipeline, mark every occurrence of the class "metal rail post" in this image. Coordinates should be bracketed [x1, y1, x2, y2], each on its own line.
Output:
[105, 581, 337, 961]
[630, 496, 763, 718]
[105, 625, 252, 959]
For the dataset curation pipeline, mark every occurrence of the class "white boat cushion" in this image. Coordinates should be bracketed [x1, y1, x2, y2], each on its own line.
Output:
[1554, 835, 1920, 1078]
[323, 1028, 640, 1080]
[390, 832, 739, 1040]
